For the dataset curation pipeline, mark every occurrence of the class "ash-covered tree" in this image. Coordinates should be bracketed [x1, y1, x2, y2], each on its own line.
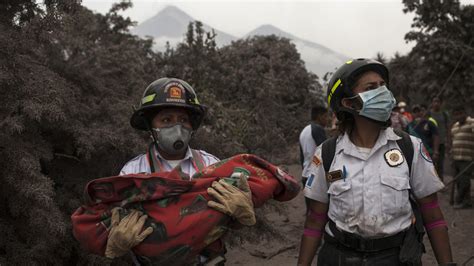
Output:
[0, 1, 323, 264]
[0, 1, 160, 264]
[214, 35, 321, 161]
[389, 0, 473, 108]
[161, 22, 322, 162]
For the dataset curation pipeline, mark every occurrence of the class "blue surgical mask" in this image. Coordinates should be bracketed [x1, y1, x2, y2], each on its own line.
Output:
[352, 86, 396, 122]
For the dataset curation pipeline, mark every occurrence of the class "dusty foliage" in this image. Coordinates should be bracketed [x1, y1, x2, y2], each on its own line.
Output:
[388, 0, 473, 108]
[0, 1, 320, 264]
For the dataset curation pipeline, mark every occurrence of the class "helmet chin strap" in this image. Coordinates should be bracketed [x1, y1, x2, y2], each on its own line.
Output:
[139, 112, 161, 152]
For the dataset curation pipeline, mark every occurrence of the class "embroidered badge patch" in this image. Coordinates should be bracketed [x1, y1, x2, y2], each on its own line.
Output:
[169, 86, 182, 98]
[164, 82, 186, 103]
[384, 149, 404, 167]
[312, 155, 322, 167]
[326, 170, 343, 183]
[420, 142, 433, 163]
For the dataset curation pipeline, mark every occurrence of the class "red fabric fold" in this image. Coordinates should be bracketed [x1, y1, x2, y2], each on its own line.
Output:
[71, 154, 300, 262]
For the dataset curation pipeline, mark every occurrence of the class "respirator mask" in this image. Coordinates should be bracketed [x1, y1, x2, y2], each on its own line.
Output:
[152, 124, 193, 155]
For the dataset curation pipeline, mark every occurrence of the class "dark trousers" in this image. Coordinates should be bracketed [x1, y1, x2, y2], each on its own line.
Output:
[317, 241, 412, 266]
[454, 160, 472, 205]
[434, 144, 445, 181]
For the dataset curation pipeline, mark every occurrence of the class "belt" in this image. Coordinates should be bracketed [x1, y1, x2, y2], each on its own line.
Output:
[326, 219, 406, 252]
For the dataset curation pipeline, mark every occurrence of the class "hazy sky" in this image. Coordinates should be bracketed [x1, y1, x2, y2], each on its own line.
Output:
[82, 0, 473, 58]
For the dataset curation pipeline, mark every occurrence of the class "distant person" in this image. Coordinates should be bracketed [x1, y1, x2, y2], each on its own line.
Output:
[299, 106, 329, 188]
[408, 104, 440, 162]
[429, 96, 451, 181]
[450, 106, 473, 209]
[390, 105, 409, 131]
[398, 101, 413, 123]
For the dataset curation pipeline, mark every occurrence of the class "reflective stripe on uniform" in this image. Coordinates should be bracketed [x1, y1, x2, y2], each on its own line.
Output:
[428, 117, 438, 127]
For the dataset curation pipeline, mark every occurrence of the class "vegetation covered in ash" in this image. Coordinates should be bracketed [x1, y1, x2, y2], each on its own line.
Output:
[0, 1, 321, 264]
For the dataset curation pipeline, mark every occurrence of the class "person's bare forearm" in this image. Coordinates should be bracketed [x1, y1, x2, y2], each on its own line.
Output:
[427, 227, 452, 263]
[298, 235, 322, 266]
[417, 193, 453, 264]
[297, 200, 328, 265]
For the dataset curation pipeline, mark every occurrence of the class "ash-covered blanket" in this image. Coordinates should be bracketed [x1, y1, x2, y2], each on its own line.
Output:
[71, 154, 300, 263]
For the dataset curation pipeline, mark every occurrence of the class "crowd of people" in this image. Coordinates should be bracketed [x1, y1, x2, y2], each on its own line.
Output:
[388, 96, 472, 209]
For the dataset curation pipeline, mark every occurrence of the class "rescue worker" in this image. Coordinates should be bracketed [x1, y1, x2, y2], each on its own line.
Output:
[299, 105, 329, 211]
[298, 59, 455, 265]
[105, 78, 256, 264]
[299, 105, 329, 187]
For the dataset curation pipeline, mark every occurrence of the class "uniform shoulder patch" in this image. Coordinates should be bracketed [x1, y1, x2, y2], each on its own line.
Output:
[312, 155, 322, 167]
[384, 149, 404, 167]
[419, 142, 433, 163]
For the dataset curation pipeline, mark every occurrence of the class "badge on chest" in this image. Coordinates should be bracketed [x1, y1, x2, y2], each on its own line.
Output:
[326, 169, 343, 183]
[384, 149, 404, 167]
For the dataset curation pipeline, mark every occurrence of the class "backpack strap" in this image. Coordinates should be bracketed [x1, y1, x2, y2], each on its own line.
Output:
[311, 122, 327, 146]
[321, 136, 338, 173]
[393, 129, 414, 176]
[311, 122, 319, 145]
[393, 129, 425, 236]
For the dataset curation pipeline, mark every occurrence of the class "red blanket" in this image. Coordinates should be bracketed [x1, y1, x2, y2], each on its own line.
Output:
[71, 154, 300, 263]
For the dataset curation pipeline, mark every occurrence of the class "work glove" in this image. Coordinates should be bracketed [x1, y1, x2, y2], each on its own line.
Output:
[207, 172, 256, 226]
[105, 208, 154, 258]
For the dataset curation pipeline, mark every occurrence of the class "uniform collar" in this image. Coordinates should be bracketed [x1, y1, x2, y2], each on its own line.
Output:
[337, 128, 401, 160]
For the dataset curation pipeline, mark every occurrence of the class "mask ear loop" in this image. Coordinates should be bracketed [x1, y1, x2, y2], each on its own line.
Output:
[342, 94, 363, 113]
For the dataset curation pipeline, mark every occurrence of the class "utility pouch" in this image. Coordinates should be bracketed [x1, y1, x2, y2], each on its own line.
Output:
[399, 225, 424, 265]
[399, 195, 425, 266]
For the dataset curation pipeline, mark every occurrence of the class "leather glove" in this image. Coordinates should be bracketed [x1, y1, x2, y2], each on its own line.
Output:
[105, 208, 154, 258]
[207, 172, 256, 226]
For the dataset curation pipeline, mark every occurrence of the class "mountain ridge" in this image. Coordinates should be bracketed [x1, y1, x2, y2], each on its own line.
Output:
[131, 5, 349, 76]
[132, 5, 237, 46]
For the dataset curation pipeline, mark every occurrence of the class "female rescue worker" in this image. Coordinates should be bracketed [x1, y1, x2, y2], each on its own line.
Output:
[105, 78, 256, 264]
[298, 59, 455, 265]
